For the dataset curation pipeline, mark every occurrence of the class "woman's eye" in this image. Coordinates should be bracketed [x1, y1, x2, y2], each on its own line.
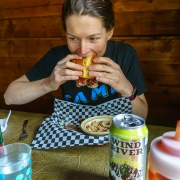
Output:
[69, 37, 77, 41]
[90, 37, 98, 41]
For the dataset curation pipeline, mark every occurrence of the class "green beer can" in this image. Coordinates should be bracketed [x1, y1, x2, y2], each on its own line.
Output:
[109, 114, 148, 180]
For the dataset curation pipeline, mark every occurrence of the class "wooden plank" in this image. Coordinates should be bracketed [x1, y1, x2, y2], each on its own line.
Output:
[0, 0, 63, 9]
[118, 37, 180, 65]
[146, 93, 180, 106]
[0, 94, 55, 114]
[0, 4, 62, 19]
[146, 84, 180, 94]
[146, 92, 180, 127]
[0, 57, 39, 78]
[146, 107, 179, 127]
[0, 57, 39, 66]
[0, 10, 180, 37]
[1, 0, 179, 14]
[0, 17, 65, 38]
[144, 74, 180, 86]
[124, 38, 180, 61]
[0, 77, 21, 92]
[114, 10, 180, 36]
[0, 38, 179, 61]
[0, 38, 67, 58]
[114, 0, 180, 12]
[0, 20, 9, 30]
[146, 93, 180, 127]
[141, 61, 180, 76]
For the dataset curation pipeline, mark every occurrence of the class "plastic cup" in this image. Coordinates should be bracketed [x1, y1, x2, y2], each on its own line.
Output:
[148, 120, 180, 180]
[0, 143, 32, 179]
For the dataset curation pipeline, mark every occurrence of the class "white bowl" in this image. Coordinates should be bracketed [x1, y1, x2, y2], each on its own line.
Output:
[80, 115, 114, 136]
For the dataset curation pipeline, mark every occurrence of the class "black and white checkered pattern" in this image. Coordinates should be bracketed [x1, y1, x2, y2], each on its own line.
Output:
[30, 97, 132, 149]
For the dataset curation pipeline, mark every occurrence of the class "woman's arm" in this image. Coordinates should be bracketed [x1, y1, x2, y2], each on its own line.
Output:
[4, 75, 52, 105]
[4, 54, 83, 105]
[131, 94, 148, 120]
[89, 56, 148, 119]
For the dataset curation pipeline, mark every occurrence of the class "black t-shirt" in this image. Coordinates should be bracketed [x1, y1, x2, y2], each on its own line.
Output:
[26, 40, 147, 105]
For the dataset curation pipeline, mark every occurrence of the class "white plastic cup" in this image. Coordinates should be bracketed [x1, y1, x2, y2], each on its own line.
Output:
[0, 143, 32, 179]
[148, 136, 180, 180]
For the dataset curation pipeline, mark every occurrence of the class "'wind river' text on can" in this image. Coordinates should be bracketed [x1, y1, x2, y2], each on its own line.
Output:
[109, 114, 148, 180]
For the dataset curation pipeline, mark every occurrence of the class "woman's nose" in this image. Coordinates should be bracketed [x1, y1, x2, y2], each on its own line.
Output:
[78, 41, 90, 56]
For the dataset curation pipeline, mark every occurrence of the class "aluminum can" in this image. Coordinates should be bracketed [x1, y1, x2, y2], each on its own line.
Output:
[109, 114, 148, 180]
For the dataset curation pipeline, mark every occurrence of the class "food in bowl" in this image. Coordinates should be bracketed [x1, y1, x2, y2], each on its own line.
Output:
[85, 120, 111, 132]
[81, 115, 113, 136]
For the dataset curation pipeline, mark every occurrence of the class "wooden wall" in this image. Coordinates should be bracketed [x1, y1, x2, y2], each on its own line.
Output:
[0, 0, 180, 127]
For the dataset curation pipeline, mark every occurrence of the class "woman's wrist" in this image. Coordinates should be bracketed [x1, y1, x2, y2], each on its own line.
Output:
[118, 85, 138, 101]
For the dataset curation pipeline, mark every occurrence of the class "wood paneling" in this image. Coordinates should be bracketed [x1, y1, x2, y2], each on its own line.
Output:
[0, 0, 62, 9]
[0, 0, 180, 37]
[113, 0, 180, 11]
[0, 0, 180, 127]
[0, 37, 179, 60]
[0, 11, 179, 37]
[0, 38, 67, 57]
[0, 5, 62, 19]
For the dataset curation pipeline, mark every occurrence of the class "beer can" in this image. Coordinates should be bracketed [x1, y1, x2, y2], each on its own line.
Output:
[109, 114, 148, 180]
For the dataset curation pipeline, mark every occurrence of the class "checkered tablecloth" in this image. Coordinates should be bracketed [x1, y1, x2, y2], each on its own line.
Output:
[30, 97, 132, 149]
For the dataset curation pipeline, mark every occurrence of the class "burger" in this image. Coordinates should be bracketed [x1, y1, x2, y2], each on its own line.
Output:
[72, 54, 99, 88]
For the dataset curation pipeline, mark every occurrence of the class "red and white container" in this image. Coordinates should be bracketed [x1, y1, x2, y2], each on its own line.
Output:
[148, 120, 180, 180]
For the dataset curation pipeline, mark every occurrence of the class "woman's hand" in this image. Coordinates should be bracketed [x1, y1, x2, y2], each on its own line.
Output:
[89, 56, 148, 119]
[88, 56, 133, 97]
[46, 54, 83, 91]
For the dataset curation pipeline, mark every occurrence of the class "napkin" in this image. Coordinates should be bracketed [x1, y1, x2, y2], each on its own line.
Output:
[0, 110, 11, 132]
[30, 97, 132, 149]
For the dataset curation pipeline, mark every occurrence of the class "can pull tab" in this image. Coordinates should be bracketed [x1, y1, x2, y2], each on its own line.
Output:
[123, 115, 133, 126]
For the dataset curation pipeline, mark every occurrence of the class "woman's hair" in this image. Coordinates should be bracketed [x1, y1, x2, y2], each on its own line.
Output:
[62, 0, 114, 31]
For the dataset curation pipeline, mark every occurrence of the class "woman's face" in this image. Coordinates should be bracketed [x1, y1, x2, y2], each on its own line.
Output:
[65, 15, 114, 57]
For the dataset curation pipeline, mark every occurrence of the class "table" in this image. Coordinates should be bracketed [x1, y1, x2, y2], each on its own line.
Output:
[0, 109, 175, 180]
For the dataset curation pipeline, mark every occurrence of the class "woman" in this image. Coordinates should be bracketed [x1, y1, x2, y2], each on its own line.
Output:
[4, 0, 148, 119]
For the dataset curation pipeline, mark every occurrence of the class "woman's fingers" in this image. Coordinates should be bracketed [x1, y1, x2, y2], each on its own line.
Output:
[89, 57, 130, 93]
[93, 57, 120, 70]
[54, 66, 82, 77]
[47, 54, 83, 90]
[58, 54, 82, 65]
[55, 54, 83, 77]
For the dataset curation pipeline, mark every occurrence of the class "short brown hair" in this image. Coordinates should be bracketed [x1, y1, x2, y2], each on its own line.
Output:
[62, 0, 115, 31]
